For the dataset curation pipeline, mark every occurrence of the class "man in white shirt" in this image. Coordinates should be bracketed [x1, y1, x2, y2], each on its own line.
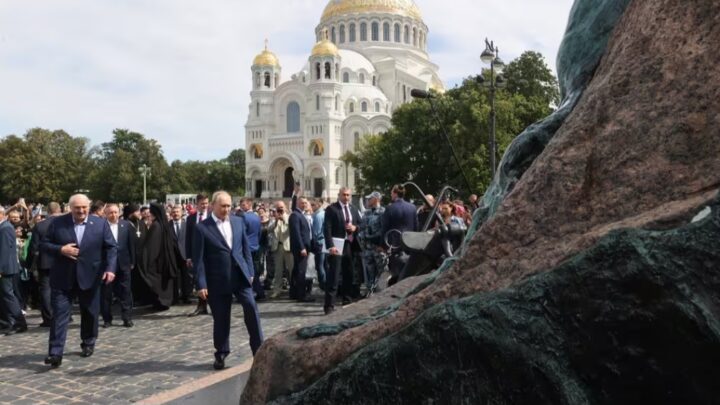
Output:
[100, 204, 136, 328]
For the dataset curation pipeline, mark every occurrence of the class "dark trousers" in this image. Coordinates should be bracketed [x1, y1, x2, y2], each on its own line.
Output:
[207, 285, 263, 358]
[291, 251, 309, 300]
[101, 268, 133, 323]
[38, 269, 53, 324]
[314, 250, 327, 289]
[0, 274, 25, 328]
[251, 250, 265, 299]
[324, 243, 357, 309]
[49, 283, 101, 357]
[178, 262, 193, 300]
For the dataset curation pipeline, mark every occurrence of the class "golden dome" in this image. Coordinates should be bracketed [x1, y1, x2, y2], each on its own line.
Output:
[311, 39, 339, 57]
[320, 0, 422, 23]
[253, 41, 280, 67]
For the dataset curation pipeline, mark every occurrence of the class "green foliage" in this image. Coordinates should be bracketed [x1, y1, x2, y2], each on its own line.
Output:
[354, 51, 559, 197]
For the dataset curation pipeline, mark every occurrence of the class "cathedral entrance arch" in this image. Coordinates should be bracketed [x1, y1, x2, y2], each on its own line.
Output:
[269, 154, 302, 198]
[283, 167, 295, 198]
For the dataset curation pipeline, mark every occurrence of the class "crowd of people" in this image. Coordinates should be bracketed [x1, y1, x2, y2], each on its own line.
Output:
[0, 186, 479, 369]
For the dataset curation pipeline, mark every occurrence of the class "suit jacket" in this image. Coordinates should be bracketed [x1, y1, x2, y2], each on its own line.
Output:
[0, 220, 19, 276]
[192, 215, 254, 295]
[323, 202, 361, 252]
[41, 213, 118, 290]
[169, 219, 187, 259]
[289, 208, 312, 254]
[185, 211, 207, 263]
[113, 219, 136, 271]
[27, 216, 57, 271]
[237, 211, 261, 252]
[268, 214, 291, 252]
[381, 198, 419, 248]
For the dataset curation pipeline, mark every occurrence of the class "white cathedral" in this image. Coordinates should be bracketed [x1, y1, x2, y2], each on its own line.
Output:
[244, 0, 444, 199]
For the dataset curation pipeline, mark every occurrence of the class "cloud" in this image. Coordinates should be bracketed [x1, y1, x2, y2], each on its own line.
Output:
[0, 0, 574, 161]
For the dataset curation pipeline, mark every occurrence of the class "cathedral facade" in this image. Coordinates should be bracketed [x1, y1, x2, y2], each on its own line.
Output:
[245, 0, 444, 199]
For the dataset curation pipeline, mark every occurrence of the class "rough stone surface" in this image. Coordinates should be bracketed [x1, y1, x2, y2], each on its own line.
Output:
[241, 0, 720, 403]
[271, 197, 720, 404]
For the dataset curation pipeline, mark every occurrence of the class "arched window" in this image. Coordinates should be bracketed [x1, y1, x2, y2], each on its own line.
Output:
[360, 22, 367, 41]
[383, 22, 390, 41]
[336, 63, 340, 79]
[404, 25, 410, 43]
[264, 72, 271, 87]
[349, 23, 356, 42]
[342, 72, 349, 83]
[256, 101, 260, 117]
[287, 102, 300, 133]
[371, 22, 379, 41]
[361, 101, 368, 112]
[413, 27, 417, 46]
[255, 72, 261, 88]
[316, 63, 321, 80]
[335, 95, 339, 111]
[402, 84, 407, 102]
[354, 132, 360, 148]
[331, 27, 336, 43]
[359, 73, 365, 84]
[394, 23, 401, 42]
[335, 167, 341, 185]
[325, 62, 332, 79]
[372, 75, 376, 86]
[316, 94, 320, 111]
[375, 102, 380, 113]
[349, 102, 354, 113]
[339, 24, 345, 43]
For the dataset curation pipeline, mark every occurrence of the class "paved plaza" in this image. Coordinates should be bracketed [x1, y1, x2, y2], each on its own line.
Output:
[0, 294, 326, 404]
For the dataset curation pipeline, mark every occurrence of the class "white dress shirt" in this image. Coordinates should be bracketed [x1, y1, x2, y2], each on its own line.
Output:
[212, 212, 233, 248]
[74, 218, 88, 245]
[109, 222, 119, 242]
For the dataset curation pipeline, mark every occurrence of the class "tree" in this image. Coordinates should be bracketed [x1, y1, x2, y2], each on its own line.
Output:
[353, 51, 560, 198]
[0, 128, 94, 203]
[503, 51, 560, 108]
[90, 129, 170, 202]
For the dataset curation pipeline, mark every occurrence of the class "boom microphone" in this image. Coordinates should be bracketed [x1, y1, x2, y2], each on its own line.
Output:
[410, 89, 434, 99]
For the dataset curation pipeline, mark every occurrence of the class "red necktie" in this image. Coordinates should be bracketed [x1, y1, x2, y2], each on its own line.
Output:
[199, 212, 204, 222]
[343, 204, 353, 242]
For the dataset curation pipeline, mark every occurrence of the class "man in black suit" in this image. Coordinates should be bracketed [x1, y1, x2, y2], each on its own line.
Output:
[0, 205, 27, 335]
[27, 202, 63, 327]
[101, 204, 136, 328]
[323, 187, 362, 315]
[185, 194, 210, 316]
[382, 184, 419, 285]
[192, 191, 263, 369]
[169, 205, 190, 304]
[289, 196, 314, 302]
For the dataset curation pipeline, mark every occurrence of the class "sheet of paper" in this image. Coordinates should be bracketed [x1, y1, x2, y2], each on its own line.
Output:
[322, 237, 347, 255]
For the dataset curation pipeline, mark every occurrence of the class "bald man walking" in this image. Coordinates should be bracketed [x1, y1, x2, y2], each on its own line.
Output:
[40, 194, 117, 368]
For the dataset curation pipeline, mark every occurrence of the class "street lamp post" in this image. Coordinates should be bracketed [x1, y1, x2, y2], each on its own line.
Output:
[138, 164, 151, 205]
[479, 38, 506, 179]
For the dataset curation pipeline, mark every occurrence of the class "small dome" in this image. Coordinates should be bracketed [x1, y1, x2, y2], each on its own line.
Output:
[311, 39, 339, 57]
[321, 0, 422, 23]
[253, 41, 280, 67]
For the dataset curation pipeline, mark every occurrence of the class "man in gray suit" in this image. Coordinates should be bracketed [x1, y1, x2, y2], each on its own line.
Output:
[169, 205, 190, 303]
[0, 205, 27, 335]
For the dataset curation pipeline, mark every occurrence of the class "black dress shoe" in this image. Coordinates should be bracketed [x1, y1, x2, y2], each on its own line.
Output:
[44, 355, 62, 368]
[38, 322, 52, 328]
[81, 346, 94, 358]
[213, 358, 225, 370]
[298, 297, 316, 303]
[102, 321, 112, 328]
[188, 305, 209, 317]
[324, 306, 335, 315]
[5, 325, 28, 335]
[123, 320, 134, 328]
[341, 297, 353, 306]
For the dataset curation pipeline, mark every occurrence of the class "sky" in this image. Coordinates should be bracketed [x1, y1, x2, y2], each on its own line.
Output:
[0, 0, 575, 162]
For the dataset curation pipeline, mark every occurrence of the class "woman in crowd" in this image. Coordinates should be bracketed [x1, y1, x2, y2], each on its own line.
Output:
[439, 200, 464, 227]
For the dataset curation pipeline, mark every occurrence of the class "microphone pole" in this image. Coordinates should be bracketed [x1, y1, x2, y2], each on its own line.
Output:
[411, 89, 474, 196]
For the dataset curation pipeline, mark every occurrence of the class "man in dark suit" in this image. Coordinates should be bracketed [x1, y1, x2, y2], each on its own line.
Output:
[289, 196, 314, 302]
[169, 205, 190, 304]
[0, 205, 27, 335]
[185, 194, 210, 316]
[323, 187, 362, 315]
[41, 194, 117, 368]
[381, 184, 419, 285]
[192, 191, 263, 369]
[237, 198, 265, 301]
[27, 202, 63, 327]
[101, 204, 136, 328]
